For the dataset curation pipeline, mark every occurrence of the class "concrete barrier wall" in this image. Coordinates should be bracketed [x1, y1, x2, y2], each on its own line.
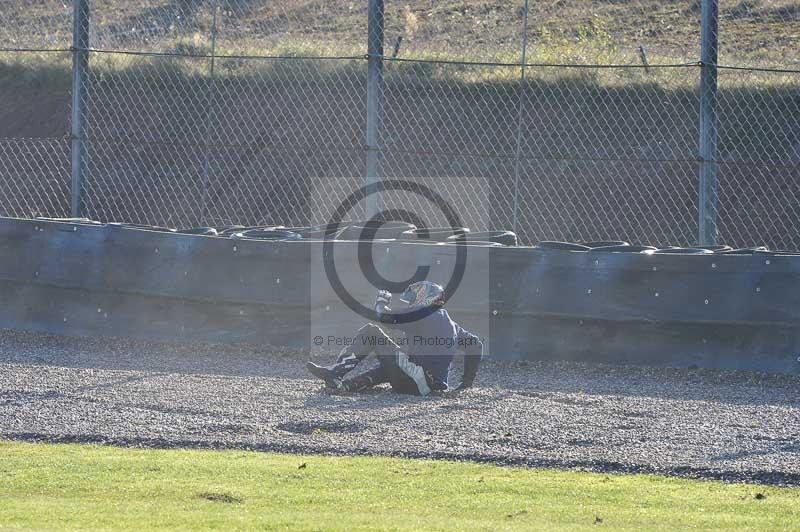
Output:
[0, 217, 798, 373]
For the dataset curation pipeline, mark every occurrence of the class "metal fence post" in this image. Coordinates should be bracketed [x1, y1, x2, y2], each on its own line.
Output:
[70, 0, 90, 218]
[198, 0, 219, 226]
[366, 0, 385, 219]
[699, 0, 719, 246]
[511, 0, 529, 232]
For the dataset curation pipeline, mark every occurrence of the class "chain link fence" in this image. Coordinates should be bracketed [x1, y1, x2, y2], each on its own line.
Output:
[0, 0, 797, 248]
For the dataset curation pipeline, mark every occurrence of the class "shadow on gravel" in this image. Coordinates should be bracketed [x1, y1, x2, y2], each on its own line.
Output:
[301, 390, 514, 428]
[276, 421, 366, 435]
[0, 329, 303, 379]
[711, 443, 800, 462]
[481, 360, 800, 409]
[3, 329, 800, 409]
[0, 374, 154, 407]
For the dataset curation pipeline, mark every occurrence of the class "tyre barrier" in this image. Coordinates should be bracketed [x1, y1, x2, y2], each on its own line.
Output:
[5, 216, 800, 374]
[718, 246, 770, 255]
[29, 218, 779, 258]
[87, 220, 515, 245]
[538, 243, 741, 255]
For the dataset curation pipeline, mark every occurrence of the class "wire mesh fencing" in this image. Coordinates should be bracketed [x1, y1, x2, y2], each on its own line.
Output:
[0, 0, 797, 249]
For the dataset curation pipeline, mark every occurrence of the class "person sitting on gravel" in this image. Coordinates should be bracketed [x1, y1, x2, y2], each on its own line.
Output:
[307, 281, 483, 395]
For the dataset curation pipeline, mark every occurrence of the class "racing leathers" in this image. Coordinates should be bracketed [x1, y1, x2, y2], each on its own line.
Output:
[307, 289, 483, 395]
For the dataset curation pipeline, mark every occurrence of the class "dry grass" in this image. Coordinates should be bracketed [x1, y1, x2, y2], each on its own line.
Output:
[1, 0, 798, 68]
[1, 0, 797, 91]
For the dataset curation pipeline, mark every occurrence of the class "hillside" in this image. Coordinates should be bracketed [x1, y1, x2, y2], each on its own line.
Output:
[1, 0, 798, 66]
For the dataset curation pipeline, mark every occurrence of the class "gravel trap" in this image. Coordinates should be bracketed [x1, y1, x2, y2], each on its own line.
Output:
[1, 329, 799, 486]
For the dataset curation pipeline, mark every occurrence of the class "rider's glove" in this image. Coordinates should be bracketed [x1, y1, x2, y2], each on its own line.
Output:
[375, 290, 392, 315]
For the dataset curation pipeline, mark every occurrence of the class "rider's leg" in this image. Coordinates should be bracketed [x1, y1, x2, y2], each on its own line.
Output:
[339, 323, 400, 392]
[307, 323, 394, 387]
[351, 324, 431, 396]
[375, 350, 431, 396]
[339, 364, 388, 392]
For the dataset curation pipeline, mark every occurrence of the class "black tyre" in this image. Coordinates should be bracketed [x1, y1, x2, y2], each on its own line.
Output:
[580, 240, 630, 248]
[448, 230, 517, 246]
[216, 225, 245, 235]
[218, 225, 264, 236]
[400, 227, 470, 242]
[753, 250, 799, 256]
[534, 241, 590, 251]
[37, 217, 101, 225]
[177, 227, 218, 236]
[717, 246, 769, 255]
[235, 229, 302, 241]
[337, 221, 417, 240]
[332, 220, 415, 230]
[290, 224, 346, 239]
[589, 244, 656, 253]
[653, 247, 714, 254]
[447, 240, 503, 247]
[300, 228, 343, 239]
[107, 222, 176, 233]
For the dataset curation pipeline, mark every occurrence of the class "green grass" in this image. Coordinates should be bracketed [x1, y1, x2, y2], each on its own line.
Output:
[1, 440, 799, 530]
